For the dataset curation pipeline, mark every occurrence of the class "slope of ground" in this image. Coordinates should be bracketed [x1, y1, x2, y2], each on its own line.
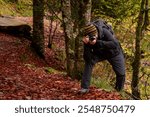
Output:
[0, 32, 122, 100]
[0, 16, 122, 100]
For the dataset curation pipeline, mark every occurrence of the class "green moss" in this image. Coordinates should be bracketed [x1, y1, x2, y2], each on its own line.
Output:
[44, 67, 66, 75]
[45, 67, 57, 74]
[91, 77, 114, 91]
[0, 1, 15, 15]
[0, 0, 32, 16]
[16, 0, 33, 16]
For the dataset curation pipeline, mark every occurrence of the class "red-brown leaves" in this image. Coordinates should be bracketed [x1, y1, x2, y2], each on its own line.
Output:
[0, 19, 121, 100]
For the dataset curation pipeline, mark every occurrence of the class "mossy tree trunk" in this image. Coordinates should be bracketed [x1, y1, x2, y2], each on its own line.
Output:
[61, 0, 74, 77]
[131, 0, 148, 99]
[32, 0, 45, 59]
[73, 0, 92, 79]
[61, 0, 92, 79]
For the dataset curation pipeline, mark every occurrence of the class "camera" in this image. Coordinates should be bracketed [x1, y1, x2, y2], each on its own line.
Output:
[88, 34, 96, 41]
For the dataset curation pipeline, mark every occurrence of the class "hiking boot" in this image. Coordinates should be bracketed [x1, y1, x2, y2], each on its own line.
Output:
[115, 86, 123, 92]
[78, 88, 89, 94]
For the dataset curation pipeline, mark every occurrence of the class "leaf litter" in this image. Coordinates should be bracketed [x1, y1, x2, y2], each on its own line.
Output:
[0, 17, 121, 100]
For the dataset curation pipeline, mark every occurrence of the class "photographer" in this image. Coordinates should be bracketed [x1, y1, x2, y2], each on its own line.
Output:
[79, 21, 125, 93]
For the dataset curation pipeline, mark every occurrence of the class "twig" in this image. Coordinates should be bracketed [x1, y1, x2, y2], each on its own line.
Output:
[45, 2, 62, 22]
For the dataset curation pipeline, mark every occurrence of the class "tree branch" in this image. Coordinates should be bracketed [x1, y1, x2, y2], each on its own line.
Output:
[45, 2, 62, 22]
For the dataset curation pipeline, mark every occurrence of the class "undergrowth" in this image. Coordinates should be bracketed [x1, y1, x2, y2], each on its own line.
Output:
[0, 0, 32, 16]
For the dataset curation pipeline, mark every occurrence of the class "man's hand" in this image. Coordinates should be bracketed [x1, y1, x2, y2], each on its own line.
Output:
[89, 39, 96, 45]
[83, 36, 96, 45]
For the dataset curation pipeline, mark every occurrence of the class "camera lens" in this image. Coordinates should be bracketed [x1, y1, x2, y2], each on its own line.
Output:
[88, 34, 95, 41]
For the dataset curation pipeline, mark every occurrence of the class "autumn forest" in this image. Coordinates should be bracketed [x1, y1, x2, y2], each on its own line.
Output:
[0, 0, 150, 100]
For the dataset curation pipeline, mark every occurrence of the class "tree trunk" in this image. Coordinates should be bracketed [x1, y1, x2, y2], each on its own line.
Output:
[61, 0, 92, 78]
[131, 0, 146, 100]
[61, 0, 74, 77]
[73, 0, 92, 79]
[32, 0, 45, 59]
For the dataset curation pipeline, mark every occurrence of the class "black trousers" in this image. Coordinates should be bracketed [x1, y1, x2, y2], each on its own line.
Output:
[81, 52, 125, 91]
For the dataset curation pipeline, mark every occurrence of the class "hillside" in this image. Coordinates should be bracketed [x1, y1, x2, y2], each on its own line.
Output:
[0, 32, 122, 100]
[0, 0, 32, 16]
[0, 1, 125, 100]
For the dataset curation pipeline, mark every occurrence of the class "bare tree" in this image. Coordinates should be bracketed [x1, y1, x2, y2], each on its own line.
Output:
[131, 0, 149, 99]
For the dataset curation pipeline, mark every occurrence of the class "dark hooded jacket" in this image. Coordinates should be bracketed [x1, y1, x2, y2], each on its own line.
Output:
[83, 22, 122, 62]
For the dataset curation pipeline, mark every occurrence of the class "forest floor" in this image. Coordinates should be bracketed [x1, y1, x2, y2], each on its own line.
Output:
[0, 17, 122, 100]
